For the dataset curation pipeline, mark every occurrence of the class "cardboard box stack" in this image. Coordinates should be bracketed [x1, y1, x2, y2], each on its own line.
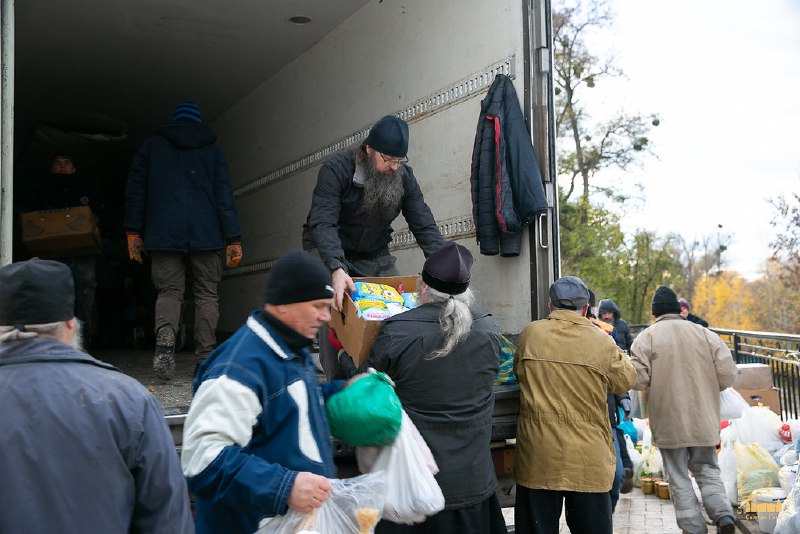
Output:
[329, 275, 417, 367]
[733, 363, 780, 415]
[20, 206, 101, 259]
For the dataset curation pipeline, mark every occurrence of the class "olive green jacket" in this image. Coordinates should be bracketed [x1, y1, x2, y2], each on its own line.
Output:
[513, 309, 636, 492]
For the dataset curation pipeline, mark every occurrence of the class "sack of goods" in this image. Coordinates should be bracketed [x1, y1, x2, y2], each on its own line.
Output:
[350, 282, 417, 321]
[326, 370, 402, 447]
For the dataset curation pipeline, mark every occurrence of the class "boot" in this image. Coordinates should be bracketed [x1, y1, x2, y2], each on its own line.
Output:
[153, 326, 176, 380]
[620, 467, 634, 494]
[716, 515, 736, 534]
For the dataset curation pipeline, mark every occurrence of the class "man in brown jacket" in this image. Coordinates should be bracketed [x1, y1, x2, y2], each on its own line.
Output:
[513, 276, 636, 534]
[630, 286, 737, 534]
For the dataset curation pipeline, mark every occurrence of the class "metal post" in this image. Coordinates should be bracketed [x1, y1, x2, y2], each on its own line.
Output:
[732, 334, 741, 363]
[0, 0, 14, 267]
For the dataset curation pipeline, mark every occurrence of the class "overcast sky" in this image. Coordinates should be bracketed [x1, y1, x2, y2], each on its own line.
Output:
[576, 0, 800, 279]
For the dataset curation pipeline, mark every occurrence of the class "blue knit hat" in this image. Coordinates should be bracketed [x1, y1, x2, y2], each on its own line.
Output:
[173, 101, 202, 123]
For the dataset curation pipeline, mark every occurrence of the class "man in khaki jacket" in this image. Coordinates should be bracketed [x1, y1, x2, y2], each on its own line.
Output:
[513, 276, 636, 534]
[630, 286, 737, 534]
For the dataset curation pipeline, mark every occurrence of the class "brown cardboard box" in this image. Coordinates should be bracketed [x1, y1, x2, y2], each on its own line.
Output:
[735, 387, 781, 415]
[733, 363, 773, 390]
[20, 206, 101, 258]
[329, 275, 417, 367]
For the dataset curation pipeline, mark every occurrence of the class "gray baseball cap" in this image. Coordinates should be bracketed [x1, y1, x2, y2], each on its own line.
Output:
[549, 276, 590, 310]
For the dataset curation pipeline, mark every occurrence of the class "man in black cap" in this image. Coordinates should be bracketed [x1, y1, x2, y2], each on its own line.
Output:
[341, 241, 507, 533]
[513, 276, 635, 534]
[0, 258, 192, 533]
[124, 100, 243, 380]
[182, 249, 356, 534]
[302, 114, 444, 377]
[630, 286, 737, 534]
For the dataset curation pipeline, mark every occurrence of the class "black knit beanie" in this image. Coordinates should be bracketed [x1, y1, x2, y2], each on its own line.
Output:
[365, 115, 409, 157]
[264, 250, 334, 305]
[652, 285, 681, 317]
[0, 258, 75, 326]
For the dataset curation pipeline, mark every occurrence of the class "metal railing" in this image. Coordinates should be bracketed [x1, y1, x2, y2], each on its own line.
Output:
[631, 325, 800, 419]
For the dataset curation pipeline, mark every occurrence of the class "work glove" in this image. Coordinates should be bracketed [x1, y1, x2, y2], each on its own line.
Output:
[127, 233, 144, 264]
[619, 398, 633, 421]
[226, 242, 243, 269]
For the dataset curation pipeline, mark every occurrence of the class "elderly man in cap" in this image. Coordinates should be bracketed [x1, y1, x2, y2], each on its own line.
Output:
[0, 258, 192, 533]
[182, 249, 355, 534]
[630, 286, 737, 534]
[125, 100, 243, 380]
[302, 115, 444, 378]
[342, 241, 507, 533]
[513, 276, 636, 534]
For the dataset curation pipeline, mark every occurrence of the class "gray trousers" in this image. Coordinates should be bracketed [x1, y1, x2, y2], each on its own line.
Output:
[317, 252, 400, 380]
[660, 446, 735, 534]
[150, 251, 223, 360]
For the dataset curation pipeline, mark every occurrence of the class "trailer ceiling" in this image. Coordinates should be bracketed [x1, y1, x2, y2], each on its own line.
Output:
[16, 0, 371, 145]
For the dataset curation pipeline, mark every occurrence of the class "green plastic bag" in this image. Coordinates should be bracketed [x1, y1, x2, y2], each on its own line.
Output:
[494, 334, 517, 385]
[326, 370, 403, 447]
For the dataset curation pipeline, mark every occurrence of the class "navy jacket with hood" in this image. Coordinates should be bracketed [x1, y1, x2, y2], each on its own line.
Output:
[470, 74, 548, 256]
[598, 299, 633, 353]
[124, 121, 241, 252]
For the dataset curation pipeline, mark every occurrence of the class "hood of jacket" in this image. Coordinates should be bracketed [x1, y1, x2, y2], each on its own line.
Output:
[157, 121, 217, 149]
[598, 299, 621, 321]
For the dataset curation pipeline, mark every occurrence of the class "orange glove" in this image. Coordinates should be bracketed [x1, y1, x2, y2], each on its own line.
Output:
[226, 242, 243, 268]
[127, 233, 144, 264]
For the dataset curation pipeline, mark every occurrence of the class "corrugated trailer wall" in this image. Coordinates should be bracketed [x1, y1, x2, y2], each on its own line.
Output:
[213, 0, 532, 335]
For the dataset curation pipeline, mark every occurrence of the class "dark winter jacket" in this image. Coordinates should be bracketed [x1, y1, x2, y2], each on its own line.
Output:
[470, 74, 548, 256]
[367, 303, 502, 510]
[687, 313, 709, 328]
[598, 299, 633, 353]
[124, 121, 241, 252]
[302, 150, 443, 272]
[0, 337, 193, 533]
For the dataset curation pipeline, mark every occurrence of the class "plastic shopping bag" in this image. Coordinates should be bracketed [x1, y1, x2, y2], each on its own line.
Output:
[730, 406, 784, 452]
[776, 468, 800, 534]
[258, 471, 387, 534]
[720, 387, 750, 420]
[371, 411, 445, 524]
[735, 442, 781, 504]
[326, 370, 402, 446]
[719, 426, 738, 505]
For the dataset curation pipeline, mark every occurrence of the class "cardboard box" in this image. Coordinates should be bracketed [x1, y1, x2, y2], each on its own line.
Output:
[735, 387, 781, 415]
[329, 275, 417, 367]
[20, 206, 101, 258]
[734, 363, 773, 390]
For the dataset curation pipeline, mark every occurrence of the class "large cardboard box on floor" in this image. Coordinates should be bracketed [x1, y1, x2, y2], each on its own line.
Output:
[330, 275, 417, 367]
[733, 363, 773, 390]
[20, 206, 101, 258]
[735, 387, 781, 415]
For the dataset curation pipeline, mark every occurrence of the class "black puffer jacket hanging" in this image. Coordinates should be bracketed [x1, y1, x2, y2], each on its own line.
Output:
[470, 74, 548, 256]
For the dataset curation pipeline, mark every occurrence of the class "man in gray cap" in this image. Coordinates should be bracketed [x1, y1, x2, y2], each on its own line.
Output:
[302, 115, 445, 378]
[513, 275, 635, 534]
[0, 258, 192, 533]
[630, 286, 737, 533]
[182, 249, 354, 534]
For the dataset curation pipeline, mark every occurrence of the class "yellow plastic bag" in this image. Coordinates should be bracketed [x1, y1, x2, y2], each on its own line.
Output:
[735, 441, 781, 504]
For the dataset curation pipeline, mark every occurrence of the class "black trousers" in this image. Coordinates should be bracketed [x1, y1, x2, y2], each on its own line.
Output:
[514, 485, 612, 534]
[375, 494, 507, 534]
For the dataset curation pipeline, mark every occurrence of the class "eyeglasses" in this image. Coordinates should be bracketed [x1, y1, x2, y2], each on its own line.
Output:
[379, 152, 409, 166]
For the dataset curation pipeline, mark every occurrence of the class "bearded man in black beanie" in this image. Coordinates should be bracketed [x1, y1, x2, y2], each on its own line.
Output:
[0, 258, 192, 533]
[182, 249, 358, 534]
[302, 114, 445, 379]
[630, 285, 738, 534]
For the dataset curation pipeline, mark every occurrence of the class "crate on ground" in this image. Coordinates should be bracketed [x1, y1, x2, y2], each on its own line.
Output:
[329, 275, 417, 367]
[20, 205, 101, 258]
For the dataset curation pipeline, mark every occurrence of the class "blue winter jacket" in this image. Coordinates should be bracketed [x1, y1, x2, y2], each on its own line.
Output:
[0, 338, 193, 533]
[124, 121, 241, 252]
[182, 311, 345, 534]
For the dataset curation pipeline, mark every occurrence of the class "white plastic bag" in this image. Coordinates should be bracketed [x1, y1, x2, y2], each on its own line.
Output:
[719, 427, 739, 505]
[720, 387, 750, 420]
[730, 406, 784, 452]
[780, 464, 799, 493]
[775, 470, 800, 534]
[624, 434, 641, 464]
[371, 411, 445, 524]
[258, 471, 387, 534]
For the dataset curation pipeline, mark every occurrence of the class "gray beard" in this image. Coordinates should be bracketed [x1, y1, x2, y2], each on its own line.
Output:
[361, 154, 405, 214]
